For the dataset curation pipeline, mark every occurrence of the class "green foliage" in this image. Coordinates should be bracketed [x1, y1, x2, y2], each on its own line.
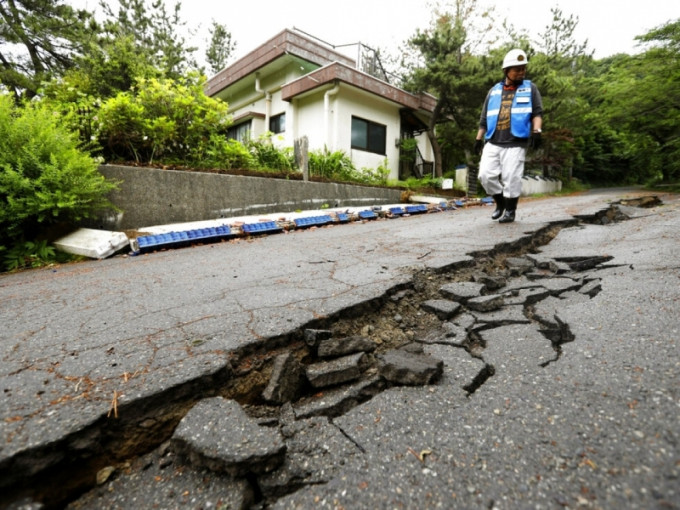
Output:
[0, 0, 98, 100]
[205, 20, 237, 75]
[358, 159, 391, 185]
[247, 135, 296, 172]
[594, 22, 680, 183]
[1, 0, 204, 103]
[69, 35, 163, 100]
[3, 240, 55, 272]
[405, 1, 502, 176]
[200, 135, 258, 170]
[0, 93, 117, 258]
[398, 175, 445, 190]
[308, 148, 357, 181]
[99, 0, 198, 79]
[96, 73, 232, 165]
[308, 147, 388, 184]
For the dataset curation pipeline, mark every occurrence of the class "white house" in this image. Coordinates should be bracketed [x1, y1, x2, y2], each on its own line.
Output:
[205, 29, 438, 181]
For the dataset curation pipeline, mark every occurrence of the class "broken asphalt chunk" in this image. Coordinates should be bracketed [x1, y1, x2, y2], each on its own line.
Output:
[293, 377, 384, 419]
[470, 305, 531, 326]
[258, 416, 362, 499]
[535, 277, 583, 295]
[262, 352, 305, 404]
[317, 335, 377, 358]
[378, 350, 444, 386]
[505, 257, 535, 275]
[474, 274, 507, 290]
[306, 352, 371, 389]
[527, 255, 572, 274]
[420, 299, 462, 320]
[171, 397, 286, 477]
[466, 294, 505, 312]
[439, 281, 485, 302]
[501, 286, 551, 306]
[555, 255, 614, 271]
[304, 329, 333, 348]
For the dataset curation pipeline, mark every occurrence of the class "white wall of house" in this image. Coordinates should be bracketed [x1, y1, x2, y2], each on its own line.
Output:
[280, 84, 404, 180]
[337, 86, 401, 180]
[227, 79, 425, 182]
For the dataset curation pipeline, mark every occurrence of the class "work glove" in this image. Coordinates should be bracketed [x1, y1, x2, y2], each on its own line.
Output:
[528, 131, 542, 150]
[473, 139, 484, 155]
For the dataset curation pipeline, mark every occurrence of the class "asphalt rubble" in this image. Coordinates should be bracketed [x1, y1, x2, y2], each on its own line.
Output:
[1, 190, 679, 510]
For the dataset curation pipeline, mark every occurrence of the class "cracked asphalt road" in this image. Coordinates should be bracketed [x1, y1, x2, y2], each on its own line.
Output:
[1, 188, 679, 509]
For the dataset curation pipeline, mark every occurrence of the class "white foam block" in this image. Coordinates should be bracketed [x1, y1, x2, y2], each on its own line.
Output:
[53, 228, 130, 259]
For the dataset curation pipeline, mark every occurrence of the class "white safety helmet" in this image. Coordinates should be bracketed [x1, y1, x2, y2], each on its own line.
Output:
[502, 49, 528, 70]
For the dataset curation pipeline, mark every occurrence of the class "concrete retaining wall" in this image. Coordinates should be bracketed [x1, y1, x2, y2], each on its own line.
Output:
[89, 165, 404, 230]
[520, 175, 563, 195]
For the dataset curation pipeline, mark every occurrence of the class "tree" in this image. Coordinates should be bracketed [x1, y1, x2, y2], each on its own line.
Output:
[596, 19, 680, 183]
[405, 0, 499, 177]
[205, 20, 236, 75]
[539, 7, 590, 59]
[99, 0, 198, 79]
[528, 7, 593, 179]
[0, 0, 98, 100]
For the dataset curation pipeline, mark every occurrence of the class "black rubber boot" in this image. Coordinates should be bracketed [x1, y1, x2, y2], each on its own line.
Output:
[491, 194, 505, 220]
[499, 197, 518, 223]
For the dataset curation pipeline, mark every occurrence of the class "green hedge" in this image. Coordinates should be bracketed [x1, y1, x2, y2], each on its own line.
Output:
[0, 94, 117, 270]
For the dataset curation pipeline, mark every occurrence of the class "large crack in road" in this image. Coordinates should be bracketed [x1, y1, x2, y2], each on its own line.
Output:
[7, 199, 661, 510]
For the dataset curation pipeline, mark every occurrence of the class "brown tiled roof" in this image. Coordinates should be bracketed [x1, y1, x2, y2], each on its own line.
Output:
[205, 29, 355, 97]
[281, 62, 437, 112]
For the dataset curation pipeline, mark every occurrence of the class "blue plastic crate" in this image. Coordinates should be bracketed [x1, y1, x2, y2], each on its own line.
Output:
[481, 196, 494, 204]
[358, 210, 377, 220]
[405, 205, 428, 214]
[389, 207, 405, 216]
[242, 221, 282, 235]
[294, 215, 333, 228]
[336, 212, 351, 223]
[135, 224, 234, 254]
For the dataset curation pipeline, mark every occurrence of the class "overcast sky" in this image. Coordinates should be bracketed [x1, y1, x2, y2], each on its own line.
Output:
[71, 0, 678, 67]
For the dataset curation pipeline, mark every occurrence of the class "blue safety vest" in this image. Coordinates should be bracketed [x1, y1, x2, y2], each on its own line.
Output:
[485, 80, 533, 140]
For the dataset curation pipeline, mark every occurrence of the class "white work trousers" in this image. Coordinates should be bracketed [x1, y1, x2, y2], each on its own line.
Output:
[478, 144, 526, 198]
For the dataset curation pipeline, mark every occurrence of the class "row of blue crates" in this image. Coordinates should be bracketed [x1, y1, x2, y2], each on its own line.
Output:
[132, 203, 453, 254]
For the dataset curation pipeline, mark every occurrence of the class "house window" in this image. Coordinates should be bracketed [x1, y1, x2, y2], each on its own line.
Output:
[351, 116, 386, 155]
[227, 121, 251, 143]
[269, 113, 285, 134]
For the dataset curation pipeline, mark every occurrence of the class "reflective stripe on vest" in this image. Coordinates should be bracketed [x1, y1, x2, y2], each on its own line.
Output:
[485, 80, 533, 140]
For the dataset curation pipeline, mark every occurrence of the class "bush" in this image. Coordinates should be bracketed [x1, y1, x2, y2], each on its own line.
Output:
[247, 134, 296, 172]
[0, 94, 117, 270]
[309, 147, 356, 181]
[358, 159, 390, 185]
[97, 72, 232, 165]
[202, 135, 258, 170]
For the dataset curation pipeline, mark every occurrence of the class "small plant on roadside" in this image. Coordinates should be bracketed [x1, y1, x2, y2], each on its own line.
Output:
[202, 134, 258, 170]
[355, 160, 391, 185]
[247, 134, 296, 172]
[309, 147, 356, 181]
[3, 240, 56, 271]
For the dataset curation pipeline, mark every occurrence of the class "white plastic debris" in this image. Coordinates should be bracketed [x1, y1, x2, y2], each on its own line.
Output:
[53, 228, 129, 259]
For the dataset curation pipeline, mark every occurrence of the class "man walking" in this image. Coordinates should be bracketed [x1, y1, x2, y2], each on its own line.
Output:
[474, 49, 543, 223]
